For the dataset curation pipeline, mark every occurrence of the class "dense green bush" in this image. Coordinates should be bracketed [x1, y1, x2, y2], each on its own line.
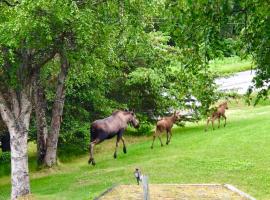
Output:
[58, 121, 90, 156]
[136, 121, 153, 136]
[0, 152, 11, 164]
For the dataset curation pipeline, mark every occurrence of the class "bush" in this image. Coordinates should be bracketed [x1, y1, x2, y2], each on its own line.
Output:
[58, 123, 90, 158]
[126, 120, 153, 136]
[136, 121, 153, 136]
[0, 152, 11, 164]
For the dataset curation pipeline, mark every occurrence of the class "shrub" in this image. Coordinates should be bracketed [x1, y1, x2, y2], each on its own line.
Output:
[0, 152, 11, 164]
[58, 122, 90, 158]
[136, 121, 153, 136]
[126, 120, 153, 136]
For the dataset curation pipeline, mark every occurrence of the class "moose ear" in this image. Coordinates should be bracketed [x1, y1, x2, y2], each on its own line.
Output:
[124, 108, 129, 112]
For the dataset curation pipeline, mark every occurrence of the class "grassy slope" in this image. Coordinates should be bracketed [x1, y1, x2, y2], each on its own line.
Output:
[209, 56, 254, 75]
[1, 103, 270, 200]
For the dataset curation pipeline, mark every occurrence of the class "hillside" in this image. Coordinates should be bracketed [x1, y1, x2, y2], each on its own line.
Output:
[0, 102, 270, 200]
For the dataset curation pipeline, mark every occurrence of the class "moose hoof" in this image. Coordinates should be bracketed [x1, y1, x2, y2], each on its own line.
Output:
[88, 159, 96, 166]
[113, 153, 117, 159]
[123, 147, 127, 154]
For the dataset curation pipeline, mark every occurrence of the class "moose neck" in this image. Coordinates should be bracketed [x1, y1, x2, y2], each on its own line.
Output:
[169, 115, 177, 123]
[117, 112, 131, 124]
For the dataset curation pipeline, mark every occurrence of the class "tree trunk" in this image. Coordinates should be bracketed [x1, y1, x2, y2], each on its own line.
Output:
[33, 71, 48, 166]
[44, 53, 69, 167]
[0, 90, 32, 200]
[9, 119, 31, 200]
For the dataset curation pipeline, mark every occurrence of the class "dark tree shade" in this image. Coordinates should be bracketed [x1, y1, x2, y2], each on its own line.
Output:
[0, 131, 10, 152]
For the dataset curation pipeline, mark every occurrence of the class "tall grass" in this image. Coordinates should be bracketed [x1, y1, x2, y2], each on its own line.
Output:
[209, 56, 255, 75]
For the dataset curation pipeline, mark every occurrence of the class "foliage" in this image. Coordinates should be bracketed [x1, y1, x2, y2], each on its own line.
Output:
[240, 0, 270, 103]
[0, 0, 80, 85]
[125, 31, 217, 118]
[44, 1, 221, 147]
[54, 1, 171, 145]
[21, 0, 238, 149]
[160, 0, 270, 103]
[58, 111, 90, 155]
[0, 151, 11, 164]
[127, 114, 154, 136]
[136, 121, 153, 136]
[159, 1, 237, 60]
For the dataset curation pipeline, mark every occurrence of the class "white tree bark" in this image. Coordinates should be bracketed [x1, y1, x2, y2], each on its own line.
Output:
[0, 90, 32, 200]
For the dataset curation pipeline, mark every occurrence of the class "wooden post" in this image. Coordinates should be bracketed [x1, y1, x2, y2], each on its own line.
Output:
[142, 175, 150, 200]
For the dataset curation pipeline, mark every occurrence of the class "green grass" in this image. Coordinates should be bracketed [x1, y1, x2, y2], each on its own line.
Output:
[209, 56, 255, 75]
[1, 102, 270, 200]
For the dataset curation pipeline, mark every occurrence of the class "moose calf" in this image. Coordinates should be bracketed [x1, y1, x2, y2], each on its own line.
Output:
[151, 111, 180, 149]
[205, 102, 228, 131]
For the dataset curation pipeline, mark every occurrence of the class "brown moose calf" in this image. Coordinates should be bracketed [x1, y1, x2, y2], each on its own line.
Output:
[205, 101, 228, 131]
[151, 111, 180, 149]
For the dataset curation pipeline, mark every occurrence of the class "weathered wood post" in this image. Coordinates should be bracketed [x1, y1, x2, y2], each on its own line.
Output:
[142, 175, 150, 200]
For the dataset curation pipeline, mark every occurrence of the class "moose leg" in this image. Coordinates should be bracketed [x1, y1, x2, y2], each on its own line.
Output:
[114, 135, 121, 159]
[151, 136, 156, 149]
[205, 117, 210, 132]
[168, 130, 172, 144]
[88, 139, 99, 165]
[211, 117, 216, 130]
[158, 136, 163, 147]
[166, 131, 169, 145]
[218, 117, 221, 128]
[151, 128, 159, 149]
[121, 137, 127, 154]
[223, 114, 227, 127]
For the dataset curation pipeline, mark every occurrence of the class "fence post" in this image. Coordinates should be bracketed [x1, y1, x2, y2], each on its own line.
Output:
[142, 175, 150, 200]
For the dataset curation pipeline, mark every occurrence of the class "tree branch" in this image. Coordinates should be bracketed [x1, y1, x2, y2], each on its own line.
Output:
[9, 89, 20, 119]
[0, 90, 13, 126]
[37, 50, 57, 68]
[20, 90, 32, 129]
[0, 0, 19, 7]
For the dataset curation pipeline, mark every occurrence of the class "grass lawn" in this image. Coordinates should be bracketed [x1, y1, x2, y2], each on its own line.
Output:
[1, 101, 270, 200]
[209, 56, 255, 75]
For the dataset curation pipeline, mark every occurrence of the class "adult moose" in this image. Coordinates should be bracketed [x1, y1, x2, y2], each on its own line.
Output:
[151, 111, 181, 149]
[88, 109, 139, 165]
[205, 102, 228, 131]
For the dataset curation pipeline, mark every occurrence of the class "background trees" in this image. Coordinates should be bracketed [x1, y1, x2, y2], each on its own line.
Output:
[241, 0, 270, 102]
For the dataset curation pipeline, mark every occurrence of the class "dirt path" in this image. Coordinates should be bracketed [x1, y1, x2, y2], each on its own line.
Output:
[98, 184, 252, 200]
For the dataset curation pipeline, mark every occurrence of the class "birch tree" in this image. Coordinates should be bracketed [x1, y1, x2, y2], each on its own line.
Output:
[0, 1, 78, 198]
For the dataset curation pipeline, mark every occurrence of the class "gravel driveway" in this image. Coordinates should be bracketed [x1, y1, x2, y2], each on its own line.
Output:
[215, 70, 255, 94]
